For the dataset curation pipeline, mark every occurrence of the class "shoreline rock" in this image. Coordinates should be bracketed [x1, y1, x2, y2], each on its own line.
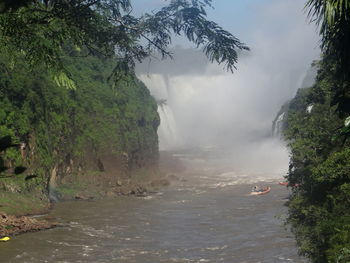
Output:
[0, 213, 59, 237]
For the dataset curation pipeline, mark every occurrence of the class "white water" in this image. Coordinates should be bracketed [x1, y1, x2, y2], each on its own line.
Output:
[158, 104, 180, 150]
[272, 112, 286, 137]
[139, 71, 291, 180]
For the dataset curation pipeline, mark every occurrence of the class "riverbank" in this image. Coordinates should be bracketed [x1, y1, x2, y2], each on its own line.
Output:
[0, 152, 184, 238]
[0, 179, 166, 238]
[0, 180, 161, 238]
[0, 213, 59, 237]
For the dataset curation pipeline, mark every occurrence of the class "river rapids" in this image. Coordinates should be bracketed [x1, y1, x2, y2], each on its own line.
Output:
[1, 149, 305, 263]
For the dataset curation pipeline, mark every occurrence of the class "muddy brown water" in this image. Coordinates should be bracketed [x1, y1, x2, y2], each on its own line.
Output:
[0, 149, 305, 263]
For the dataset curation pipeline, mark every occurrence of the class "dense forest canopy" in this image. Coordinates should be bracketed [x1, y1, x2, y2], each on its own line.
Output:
[306, 0, 350, 116]
[282, 1, 350, 262]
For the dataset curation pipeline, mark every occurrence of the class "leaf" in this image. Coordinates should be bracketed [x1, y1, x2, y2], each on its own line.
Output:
[53, 71, 76, 90]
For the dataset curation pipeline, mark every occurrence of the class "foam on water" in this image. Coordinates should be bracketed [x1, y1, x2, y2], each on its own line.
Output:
[2, 148, 305, 263]
[168, 141, 288, 190]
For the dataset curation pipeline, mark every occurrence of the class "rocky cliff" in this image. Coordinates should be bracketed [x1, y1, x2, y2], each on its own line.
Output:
[0, 53, 160, 215]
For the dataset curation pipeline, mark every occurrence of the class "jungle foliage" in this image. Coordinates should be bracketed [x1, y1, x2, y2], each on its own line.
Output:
[283, 1, 350, 261]
[0, 50, 159, 201]
[306, 0, 350, 116]
[284, 58, 350, 262]
[0, 0, 248, 82]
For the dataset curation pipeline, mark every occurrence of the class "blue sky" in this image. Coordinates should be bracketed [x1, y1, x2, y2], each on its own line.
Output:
[133, 0, 259, 38]
[132, 0, 318, 49]
[201, 0, 264, 39]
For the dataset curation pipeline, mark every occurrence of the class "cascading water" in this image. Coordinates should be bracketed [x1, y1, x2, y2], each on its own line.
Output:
[136, 45, 305, 177]
[138, 74, 182, 150]
[272, 112, 286, 137]
[48, 166, 60, 202]
[157, 103, 180, 150]
[306, 104, 313, 113]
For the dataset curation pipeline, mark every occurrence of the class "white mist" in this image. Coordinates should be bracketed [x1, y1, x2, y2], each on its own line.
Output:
[136, 0, 319, 177]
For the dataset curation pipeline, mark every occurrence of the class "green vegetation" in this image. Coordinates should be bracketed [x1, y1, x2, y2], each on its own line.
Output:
[283, 58, 349, 262]
[0, 0, 247, 214]
[282, 1, 350, 261]
[0, 0, 248, 79]
[0, 191, 49, 216]
[0, 50, 159, 213]
[306, 0, 350, 115]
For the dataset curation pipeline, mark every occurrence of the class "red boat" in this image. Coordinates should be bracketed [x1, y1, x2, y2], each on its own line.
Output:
[250, 186, 271, 195]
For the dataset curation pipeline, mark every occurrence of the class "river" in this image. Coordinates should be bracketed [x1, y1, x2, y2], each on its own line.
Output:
[1, 149, 305, 263]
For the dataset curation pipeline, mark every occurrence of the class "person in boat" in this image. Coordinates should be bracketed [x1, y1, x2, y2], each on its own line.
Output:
[252, 185, 268, 192]
[252, 185, 260, 192]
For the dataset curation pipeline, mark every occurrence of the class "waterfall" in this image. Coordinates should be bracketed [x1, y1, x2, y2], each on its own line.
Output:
[306, 104, 313, 113]
[48, 166, 60, 202]
[137, 74, 182, 150]
[272, 112, 285, 137]
[158, 104, 180, 150]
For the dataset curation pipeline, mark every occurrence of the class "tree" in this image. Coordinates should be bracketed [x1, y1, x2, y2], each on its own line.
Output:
[306, 0, 350, 116]
[0, 0, 249, 84]
[282, 2, 350, 260]
[283, 58, 350, 262]
[306, 0, 350, 69]
[280, 2, 350, 261]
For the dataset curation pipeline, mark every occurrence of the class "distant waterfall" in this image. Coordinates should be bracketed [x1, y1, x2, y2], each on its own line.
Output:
[272, 112, 285, 137]
[158, 104, 179, 150]
[137, 74, 182, 150]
